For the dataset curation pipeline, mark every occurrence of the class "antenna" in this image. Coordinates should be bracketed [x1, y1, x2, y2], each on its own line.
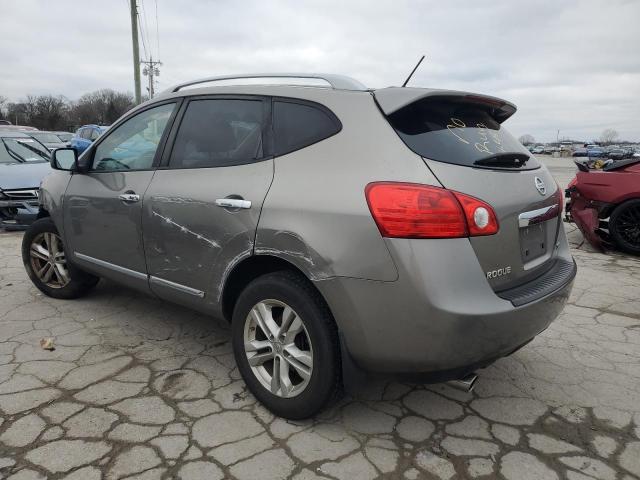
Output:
[401, 55, 425, 87]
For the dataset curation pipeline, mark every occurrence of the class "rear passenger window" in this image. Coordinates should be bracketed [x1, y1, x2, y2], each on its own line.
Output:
[273, 101, 340, 156]
[169, 99, 265, 168]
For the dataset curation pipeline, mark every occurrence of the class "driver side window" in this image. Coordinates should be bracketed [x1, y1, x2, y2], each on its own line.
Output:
[92, 103, 175, 171]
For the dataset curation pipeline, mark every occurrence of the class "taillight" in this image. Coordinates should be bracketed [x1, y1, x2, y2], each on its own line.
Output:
[452, 191, 499, 236]
[554, 183, 563, 214]
[365, 182, 499, 239]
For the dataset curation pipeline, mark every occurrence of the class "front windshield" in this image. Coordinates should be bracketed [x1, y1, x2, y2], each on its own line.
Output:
[0, 138, 50, 163]
[30, 132, 62, 144]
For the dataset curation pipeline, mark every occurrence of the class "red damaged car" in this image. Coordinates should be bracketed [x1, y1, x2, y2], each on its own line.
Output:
[566, 158, 640, 255]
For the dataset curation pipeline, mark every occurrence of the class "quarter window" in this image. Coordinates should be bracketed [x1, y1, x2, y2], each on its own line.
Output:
[169, 99, 265, 169]
[92, 103, 175, 171]
[273, 100, 340, 156]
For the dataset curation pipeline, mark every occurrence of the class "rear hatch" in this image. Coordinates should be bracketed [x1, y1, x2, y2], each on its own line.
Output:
[375, 87, 562, 292]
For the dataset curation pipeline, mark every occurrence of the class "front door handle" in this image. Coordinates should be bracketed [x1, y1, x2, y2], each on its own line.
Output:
[119, 193, 140, 203]
[215, 198, 251, 210]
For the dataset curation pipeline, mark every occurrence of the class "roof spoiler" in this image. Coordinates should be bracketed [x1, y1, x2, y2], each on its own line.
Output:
[374, 87, 517, 123]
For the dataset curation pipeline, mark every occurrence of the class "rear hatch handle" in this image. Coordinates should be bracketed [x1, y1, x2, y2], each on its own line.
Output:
[518, 204, 560, 228]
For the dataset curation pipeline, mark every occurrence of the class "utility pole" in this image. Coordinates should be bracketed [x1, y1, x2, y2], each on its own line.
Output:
[129, 0, 142, 104]
[142, 56, 162, 99]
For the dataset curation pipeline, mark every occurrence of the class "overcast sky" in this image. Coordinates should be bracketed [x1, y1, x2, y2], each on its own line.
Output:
[1, 0, 639, 142]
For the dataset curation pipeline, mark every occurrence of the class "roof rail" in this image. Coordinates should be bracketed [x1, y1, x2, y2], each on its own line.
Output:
[164, 73, 367, 93]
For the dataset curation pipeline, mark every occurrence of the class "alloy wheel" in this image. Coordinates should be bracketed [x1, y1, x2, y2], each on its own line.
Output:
[614, 204, 640, 248]
[29, 232, 70, 289]
[243, 299, 313, 398]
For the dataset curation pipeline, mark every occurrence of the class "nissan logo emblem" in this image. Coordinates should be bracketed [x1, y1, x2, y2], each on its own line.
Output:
[534, 177, 546, 195]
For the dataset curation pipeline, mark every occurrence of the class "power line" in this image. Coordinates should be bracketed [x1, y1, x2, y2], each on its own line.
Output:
[140, 0, 152, 55]
[130, 0, 162, 98]
[154, 0, 160, 59]
[137, 7, 148, 59]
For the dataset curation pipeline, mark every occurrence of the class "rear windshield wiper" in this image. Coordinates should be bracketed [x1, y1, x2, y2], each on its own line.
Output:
[474, 153, 530, 169]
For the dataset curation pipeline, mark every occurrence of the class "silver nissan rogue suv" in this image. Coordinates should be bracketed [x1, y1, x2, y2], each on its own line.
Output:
[22, 74, 576, 419]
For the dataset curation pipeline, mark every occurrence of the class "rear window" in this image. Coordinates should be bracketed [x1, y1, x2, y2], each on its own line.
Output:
[273, 100, 340, 156]
[387, 97, 539, 170]
[30, 133, 62, 144]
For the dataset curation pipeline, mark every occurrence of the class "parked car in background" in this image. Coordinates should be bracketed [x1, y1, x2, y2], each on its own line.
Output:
[566, 158, 640, 254]
[23, 73, 575, 419]
[0, 125, 39, 131]
[608, 149, 627, 160]
[0, 131, 51, 229]
[587, 146, 605, 157]
[0, 120, 12, 125]
[54, 131, 73, 143]
[70, 125, 109, 154]
[532, 146, 544, 154]
[572, 147, 588, 157]
[23, 131, 68, 151]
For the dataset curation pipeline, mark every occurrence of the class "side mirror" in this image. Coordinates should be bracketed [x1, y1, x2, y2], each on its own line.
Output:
[51, 148, 78, 171]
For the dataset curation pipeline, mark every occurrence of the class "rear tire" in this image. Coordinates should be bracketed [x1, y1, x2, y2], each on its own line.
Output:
[232, 271, 341, 419]
[22, 217, 99, 299]
[609, 199, 640, 255]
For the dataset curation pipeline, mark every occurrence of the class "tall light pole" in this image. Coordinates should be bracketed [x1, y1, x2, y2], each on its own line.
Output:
[129, 0, 142, 104]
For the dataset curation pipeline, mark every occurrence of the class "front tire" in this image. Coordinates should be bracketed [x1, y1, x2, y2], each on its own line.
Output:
[609, 199, 640, 255]
[22, 217, 99, 299]
[232, 271, 341, 419]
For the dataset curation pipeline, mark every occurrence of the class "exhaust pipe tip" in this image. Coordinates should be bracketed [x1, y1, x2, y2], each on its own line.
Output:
[446, 373, 478, 393]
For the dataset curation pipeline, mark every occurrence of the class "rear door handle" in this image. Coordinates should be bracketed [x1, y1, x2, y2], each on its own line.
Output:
[119, 193, 140, 203]
[215, 198, 251, 210]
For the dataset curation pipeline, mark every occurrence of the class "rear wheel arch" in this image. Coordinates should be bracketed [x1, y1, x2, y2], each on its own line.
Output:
[221, 254, 332, 323]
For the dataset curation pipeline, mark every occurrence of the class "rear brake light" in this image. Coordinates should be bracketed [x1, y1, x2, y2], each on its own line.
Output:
[365, 182, 499, 239]
[555, 182, 563, 214]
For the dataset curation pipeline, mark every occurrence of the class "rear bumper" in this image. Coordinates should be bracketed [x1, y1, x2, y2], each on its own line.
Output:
[316, 230, 575, 375]
[0, 199, 39, 229]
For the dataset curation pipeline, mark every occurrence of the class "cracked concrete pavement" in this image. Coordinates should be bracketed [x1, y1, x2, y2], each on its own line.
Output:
[0, 156, 639, 479]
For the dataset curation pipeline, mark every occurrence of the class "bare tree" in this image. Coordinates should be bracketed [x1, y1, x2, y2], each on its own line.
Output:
[1, 89, 135, 129]
[518, 134, 535, 145]
[600, 128, 619, 145]
[6, 101, 29, 126]
[0, 96, 7, 120]
[34, 95, 68, 130]
[69, 89, 134, 126]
